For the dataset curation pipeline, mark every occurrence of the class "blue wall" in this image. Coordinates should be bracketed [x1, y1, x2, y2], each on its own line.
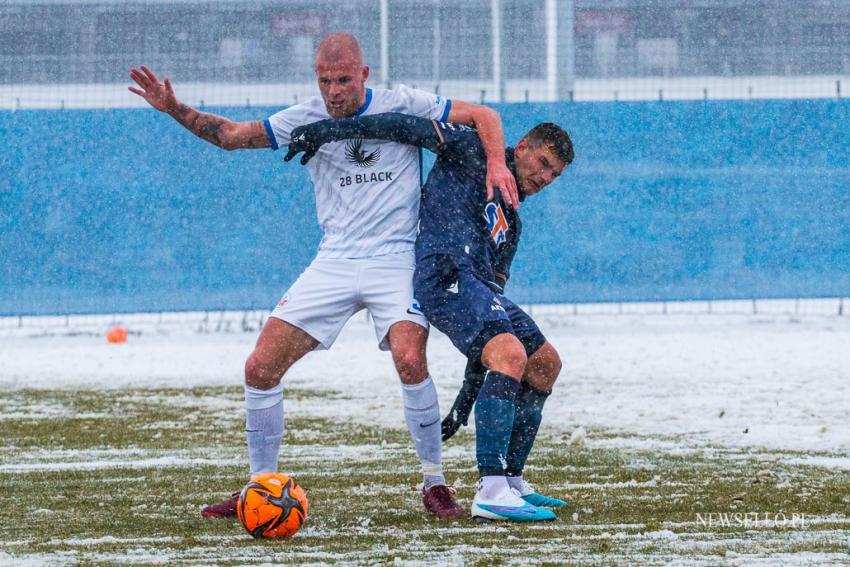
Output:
[1, 99, 849, 315]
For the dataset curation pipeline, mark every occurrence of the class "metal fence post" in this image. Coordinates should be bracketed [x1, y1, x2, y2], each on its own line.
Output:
[380, 0, 389, 88]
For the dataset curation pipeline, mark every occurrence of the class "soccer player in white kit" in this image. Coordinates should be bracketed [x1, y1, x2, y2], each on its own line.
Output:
[129, 33, 519, 518]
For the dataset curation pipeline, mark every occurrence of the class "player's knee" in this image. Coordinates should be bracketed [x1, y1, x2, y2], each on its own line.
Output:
[244, 354, 283, 390]
[483, 338, 527, 379]
[543, 350, 562, 390]
[504, 345, 529, 378]
[392, 349, 428, 384]
[526, 343, 562, 391]
[544, 346, 562, 381]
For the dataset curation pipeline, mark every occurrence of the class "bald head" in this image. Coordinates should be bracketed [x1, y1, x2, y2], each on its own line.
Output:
[315, 33, 369, 118]
[316, 33, 363, 67]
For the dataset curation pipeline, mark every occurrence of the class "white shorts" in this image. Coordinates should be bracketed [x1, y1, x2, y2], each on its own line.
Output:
[270, 252, 428, 351]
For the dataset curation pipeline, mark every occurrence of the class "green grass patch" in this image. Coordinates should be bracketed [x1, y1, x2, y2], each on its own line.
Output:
[1, 387, 848, 566]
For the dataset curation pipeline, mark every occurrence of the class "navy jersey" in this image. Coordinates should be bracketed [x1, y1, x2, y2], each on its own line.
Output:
[417, 122, 522, 290]
[286, 112, 522, 289]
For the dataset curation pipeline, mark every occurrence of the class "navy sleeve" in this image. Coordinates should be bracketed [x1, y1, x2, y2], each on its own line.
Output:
[310, 112, 446, 152]
[295, 112, 482, 156]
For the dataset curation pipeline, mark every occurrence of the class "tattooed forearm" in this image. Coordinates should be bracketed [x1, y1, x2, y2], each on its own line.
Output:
[166, 103, 269, 150]
[240, 123, 271, 149]
[169, 103, 229, 147]
[192, 114, 226, 146]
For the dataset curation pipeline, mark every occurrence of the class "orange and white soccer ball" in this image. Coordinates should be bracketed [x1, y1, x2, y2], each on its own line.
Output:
[237, 472, 309, 539]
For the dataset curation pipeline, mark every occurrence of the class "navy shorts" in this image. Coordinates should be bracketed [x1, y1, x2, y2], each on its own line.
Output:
[413, 254, 546, 360]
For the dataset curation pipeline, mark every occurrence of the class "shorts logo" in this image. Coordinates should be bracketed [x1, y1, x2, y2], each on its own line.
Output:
[406, 300, 424, 316]
[345, 138, 381, 168]
[277, 293, 291, 308]
[446, 280, 459, 294]
[485, 202, 509, 245]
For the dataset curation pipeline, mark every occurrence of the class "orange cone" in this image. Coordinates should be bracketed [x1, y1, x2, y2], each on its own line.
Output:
[106, 326, 128, 344]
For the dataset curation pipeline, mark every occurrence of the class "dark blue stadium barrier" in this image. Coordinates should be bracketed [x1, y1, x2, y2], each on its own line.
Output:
[1, 99, 848, 315]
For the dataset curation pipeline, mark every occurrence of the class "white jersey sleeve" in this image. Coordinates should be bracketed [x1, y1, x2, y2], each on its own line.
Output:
[263, 99, 328, 151]
[378, 84, 452, 122]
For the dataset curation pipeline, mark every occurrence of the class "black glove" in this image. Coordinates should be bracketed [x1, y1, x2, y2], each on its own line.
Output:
[441, 357, 487, 441]
[284, 120, 338, 165]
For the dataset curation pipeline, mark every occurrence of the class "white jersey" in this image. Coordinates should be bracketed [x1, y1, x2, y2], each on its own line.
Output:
[264, 86, 451, 259]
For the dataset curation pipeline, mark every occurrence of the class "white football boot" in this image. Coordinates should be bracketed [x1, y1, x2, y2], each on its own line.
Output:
[471, 477, 555, 522]
[513, 478, 568, 508]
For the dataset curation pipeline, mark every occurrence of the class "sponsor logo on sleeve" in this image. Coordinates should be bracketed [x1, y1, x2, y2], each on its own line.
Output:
[485, 202, 509, 245]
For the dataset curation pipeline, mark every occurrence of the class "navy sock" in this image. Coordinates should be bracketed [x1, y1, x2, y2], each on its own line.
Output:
[474, 370, 521, 477]
[505, 381, 550, 476]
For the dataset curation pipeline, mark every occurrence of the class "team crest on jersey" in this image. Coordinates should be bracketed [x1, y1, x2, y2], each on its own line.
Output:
[485, 202, 509, 245]
[345, 138, 381, 168]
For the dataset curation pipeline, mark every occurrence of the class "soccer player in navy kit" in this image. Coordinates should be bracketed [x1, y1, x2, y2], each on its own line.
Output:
[286, 113, 574, 521]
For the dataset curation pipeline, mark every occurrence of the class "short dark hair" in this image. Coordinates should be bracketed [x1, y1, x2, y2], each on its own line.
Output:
[524, 122, 574, 165]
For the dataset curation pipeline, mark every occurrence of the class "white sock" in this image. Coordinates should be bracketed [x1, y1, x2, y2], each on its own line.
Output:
[478, 475, 511, 500]
[401, 376, 445, 488]
[245, 382, 284, 476]
[506, 475, 524, 491]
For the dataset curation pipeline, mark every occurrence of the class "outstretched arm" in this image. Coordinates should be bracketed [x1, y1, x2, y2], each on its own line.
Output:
[446, 101, 518, 209]
[128, 65, 269, 151]
[284, 112, 451, 164]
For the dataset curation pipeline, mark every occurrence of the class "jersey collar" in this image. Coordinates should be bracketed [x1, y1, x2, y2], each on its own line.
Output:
[354, 88, 373, 116]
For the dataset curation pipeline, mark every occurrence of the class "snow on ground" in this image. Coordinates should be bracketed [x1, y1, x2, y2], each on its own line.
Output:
[1, 303, 849, 457]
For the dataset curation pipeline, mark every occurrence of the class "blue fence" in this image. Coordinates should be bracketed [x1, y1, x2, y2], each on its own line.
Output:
[1, 99, 849, 315]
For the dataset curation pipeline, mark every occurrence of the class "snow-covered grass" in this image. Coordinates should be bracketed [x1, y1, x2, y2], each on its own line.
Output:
[1, 305, 849, 565]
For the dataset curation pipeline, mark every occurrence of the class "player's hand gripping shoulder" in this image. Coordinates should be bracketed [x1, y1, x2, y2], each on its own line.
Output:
[487, 158, 519, 209]
[446, 100, 519, 209]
